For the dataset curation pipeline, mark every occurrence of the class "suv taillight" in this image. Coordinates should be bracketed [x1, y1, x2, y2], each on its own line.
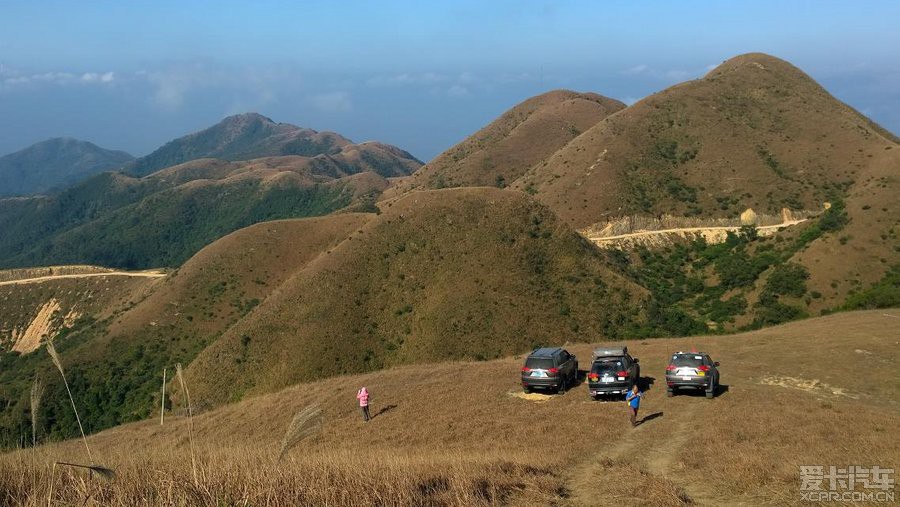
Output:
[588, 374, 599, 382]
[616, 371, 627, 377]
[521, 367, 530, 373]
[666, 365, 676, 372]
[548, 367, 559, 375]
[698, 365, 710, 372]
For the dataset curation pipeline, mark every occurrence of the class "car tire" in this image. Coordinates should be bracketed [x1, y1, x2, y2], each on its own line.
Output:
[523, 386, 532, 394]
[667, 388, 674, 397]
[558, 377, 567, 394]
[706, 380, 715, 399]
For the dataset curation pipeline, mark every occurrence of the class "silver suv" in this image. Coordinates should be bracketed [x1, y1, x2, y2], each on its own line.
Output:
[665, 352, 720, 398]
[521, 347, 578, 393]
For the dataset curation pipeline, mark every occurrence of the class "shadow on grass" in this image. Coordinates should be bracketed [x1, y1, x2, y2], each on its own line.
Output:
[637, 411, 664, 426]
[373, 404, 397, 419]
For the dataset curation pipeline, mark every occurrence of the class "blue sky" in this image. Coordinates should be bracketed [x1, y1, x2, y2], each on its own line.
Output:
[1, 1, 898, 160]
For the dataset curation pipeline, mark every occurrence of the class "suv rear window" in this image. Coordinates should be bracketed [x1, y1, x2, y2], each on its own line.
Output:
[671, 354, 705, 367]
[591, 358, 624, 373]
[526, 357, 555, 369]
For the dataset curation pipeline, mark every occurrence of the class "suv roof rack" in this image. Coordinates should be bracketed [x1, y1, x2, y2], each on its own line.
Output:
[592, 345, 627, 360]
[530, 347, 561, 357]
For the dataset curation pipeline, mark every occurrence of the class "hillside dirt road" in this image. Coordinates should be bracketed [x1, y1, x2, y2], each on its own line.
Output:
[584, 219, 807, 243]
[0, 270, 166, 287]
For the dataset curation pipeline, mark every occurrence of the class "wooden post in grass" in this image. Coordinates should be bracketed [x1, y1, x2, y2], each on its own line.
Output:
[160, 368, 166, 426]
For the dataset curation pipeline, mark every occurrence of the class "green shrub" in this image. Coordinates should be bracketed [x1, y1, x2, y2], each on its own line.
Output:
[842, 266, 900, 310]
[764, 263, 809, 298]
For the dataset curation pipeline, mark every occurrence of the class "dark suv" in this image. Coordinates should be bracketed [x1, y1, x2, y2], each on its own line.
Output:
[665, 351, 720, 398]
[587, 346, 640, 400]
[521, 347, 578, 393]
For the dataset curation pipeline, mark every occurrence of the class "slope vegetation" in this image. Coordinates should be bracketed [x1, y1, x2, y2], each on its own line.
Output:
[0, 138, 133, 197]
[397, 90, 623, 191]
[185, 187, 645, 404]
[0, 188, 650, 443]
[393, 52, 898, 326]
[512, 53, 896, 226]
[0, 155, 399, 269]
[3, 311, 897, 506]
[0, 215, 367, 446]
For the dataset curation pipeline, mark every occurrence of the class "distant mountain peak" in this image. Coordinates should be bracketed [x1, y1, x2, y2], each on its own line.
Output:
[124, 114, 346, 176]
[0, 138, 133, 197]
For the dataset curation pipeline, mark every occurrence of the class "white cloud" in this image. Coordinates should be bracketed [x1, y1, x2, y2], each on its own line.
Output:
[307, 91, 353, 113]
[0, 66, 115, 91]
[366, 72, 448, 87]
[446, 84, 470, 98]
[457, 71, 480, 85]
[623, 64, 649, 75]
[80, 71, 115, 83]
[621, 64, 705, 82]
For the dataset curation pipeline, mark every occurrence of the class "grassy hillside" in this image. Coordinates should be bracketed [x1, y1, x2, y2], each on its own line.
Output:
[396, 90, 623, 192]
[0, 138, 133, 197]
[512, 53, 897, 226]
[0, 274, 158, 354]
[0, 215, 367, 448]
[185, 187, 646, 404]
[0, 157, 395, 269]
[3, 311, 896, 506]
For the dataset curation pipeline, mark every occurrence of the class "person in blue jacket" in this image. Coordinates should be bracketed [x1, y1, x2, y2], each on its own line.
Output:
[626, 384, 642, 427]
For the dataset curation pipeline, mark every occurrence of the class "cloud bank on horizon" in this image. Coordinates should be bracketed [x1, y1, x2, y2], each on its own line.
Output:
[0, 1, 897, 161]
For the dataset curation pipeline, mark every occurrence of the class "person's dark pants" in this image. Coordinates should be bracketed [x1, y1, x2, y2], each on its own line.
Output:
[360, 405, 370, 422]
[630, 406, 639, 426]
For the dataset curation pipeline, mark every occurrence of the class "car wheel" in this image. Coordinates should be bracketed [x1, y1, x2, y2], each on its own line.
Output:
[523, 386, 532, 394]
[706, 381, 715, 398]
[667, 388, 674, 397]
[558, 377, 567, 394]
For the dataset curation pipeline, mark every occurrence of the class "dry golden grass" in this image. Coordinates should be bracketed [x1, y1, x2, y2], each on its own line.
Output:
[2, 448, 565, 506]
[29, 378, 43, 448]
[185, 187, 642, 406]
[394, 90, 624, 192]
[44, 340, 93, 465]
[1, 310, 897, 506]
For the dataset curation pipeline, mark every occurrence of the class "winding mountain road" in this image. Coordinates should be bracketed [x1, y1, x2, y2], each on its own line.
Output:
[0, 270, 166, 287]
[583, 219, 808, 244]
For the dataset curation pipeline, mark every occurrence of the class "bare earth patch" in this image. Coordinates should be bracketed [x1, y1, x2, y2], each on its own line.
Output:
[507, 391, 555, 402]
[758, 375, 858, 399]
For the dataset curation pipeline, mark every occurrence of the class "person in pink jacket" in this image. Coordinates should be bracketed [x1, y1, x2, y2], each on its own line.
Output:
[356, 386, 370, 422]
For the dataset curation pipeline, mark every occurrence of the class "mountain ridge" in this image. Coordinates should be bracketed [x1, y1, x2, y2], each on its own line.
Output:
[124, 112, 422, 177]
[0, 137, 134, 197]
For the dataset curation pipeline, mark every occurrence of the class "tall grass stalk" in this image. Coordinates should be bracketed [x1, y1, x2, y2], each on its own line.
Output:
[45, 340, 93, 464]
[160, 368, 166, 426]
[175, 363, 197, 485]
[278, 405, 323, 461]
[30, 377, 44, 448]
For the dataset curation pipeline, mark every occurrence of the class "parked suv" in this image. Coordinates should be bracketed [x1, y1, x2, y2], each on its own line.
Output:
[521, 347, 578, 393]
[665, 351, 720, 398]
[587, 346, 640, 400]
